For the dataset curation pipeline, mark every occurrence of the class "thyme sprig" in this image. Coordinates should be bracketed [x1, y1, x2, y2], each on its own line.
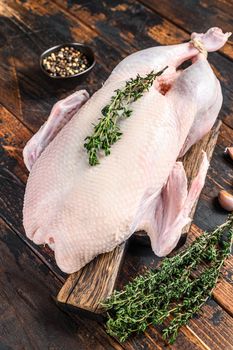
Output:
[84, 66, 168, 165]
[103, 215, 233, 344]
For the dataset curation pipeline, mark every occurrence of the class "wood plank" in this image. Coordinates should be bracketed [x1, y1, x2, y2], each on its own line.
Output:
[187, 299, 233, 350]
[52, 0, 233, 130]
[57, 243, 127, 314]
[140, 0, 233, 60]
[0, 104, 31, 183]
[213, 259, 233, 316]
[0, 217, 121, 350]
[123, 325, 203, 350]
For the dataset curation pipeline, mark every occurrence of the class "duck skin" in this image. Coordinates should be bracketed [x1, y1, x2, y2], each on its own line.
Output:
[23, 28, 231, 273]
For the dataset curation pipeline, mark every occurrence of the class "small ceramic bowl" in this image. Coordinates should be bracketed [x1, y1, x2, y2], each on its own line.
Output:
[40, 43, 95, 86]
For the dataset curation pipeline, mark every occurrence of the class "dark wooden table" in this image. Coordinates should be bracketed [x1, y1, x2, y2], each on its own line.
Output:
[0, 1, 233, 349]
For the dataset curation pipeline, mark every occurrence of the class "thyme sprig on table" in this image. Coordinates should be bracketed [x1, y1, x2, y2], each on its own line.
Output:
[103, 215, 233, 344]
[84, 66, 168, 166]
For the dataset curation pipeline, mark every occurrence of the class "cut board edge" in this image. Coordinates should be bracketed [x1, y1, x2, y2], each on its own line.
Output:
[57, 242, 127, 315]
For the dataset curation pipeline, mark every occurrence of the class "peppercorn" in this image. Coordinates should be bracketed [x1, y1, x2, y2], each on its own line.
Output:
[42, 46, 90, 77]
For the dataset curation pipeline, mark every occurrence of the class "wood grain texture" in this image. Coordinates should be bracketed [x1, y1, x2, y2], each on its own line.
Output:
[140, 0, 233, 60]
[187, 299, 233, 350]
[57, 243, 127, 314]
[0, 104, 31, 183]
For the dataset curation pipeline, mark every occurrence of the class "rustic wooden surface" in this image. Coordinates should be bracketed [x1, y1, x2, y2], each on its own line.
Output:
[0, 0, 233, 349]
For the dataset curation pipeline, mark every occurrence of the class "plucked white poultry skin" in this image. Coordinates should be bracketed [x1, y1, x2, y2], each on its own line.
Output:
[23, 28, 231, 273]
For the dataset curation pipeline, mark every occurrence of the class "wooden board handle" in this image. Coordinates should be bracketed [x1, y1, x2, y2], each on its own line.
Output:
[57, 242, 127, 314]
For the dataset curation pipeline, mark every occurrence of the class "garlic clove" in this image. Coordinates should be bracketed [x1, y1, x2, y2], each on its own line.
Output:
[225, 147, 233, 161]
[218, 190, 233, 211]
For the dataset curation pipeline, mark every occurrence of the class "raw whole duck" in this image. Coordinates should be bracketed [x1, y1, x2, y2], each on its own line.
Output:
[23, 28, 231, 273]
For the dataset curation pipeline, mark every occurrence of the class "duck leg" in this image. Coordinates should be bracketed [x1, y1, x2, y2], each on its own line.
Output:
[145, 152, 208, 257]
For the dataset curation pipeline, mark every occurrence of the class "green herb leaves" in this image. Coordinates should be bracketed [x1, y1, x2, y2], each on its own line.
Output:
[103, 215, 233, 344]
[84, 67, 168, 166]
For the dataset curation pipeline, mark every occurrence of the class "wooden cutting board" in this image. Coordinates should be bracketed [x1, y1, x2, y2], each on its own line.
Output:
[57, 121, 221, 316]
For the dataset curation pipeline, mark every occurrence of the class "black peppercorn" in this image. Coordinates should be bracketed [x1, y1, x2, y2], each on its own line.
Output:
[42, 46, 90, 77]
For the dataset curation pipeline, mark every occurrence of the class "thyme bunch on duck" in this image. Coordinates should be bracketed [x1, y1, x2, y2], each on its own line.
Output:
[84, 66, 168, 166]
[103, 215, 233, 344]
